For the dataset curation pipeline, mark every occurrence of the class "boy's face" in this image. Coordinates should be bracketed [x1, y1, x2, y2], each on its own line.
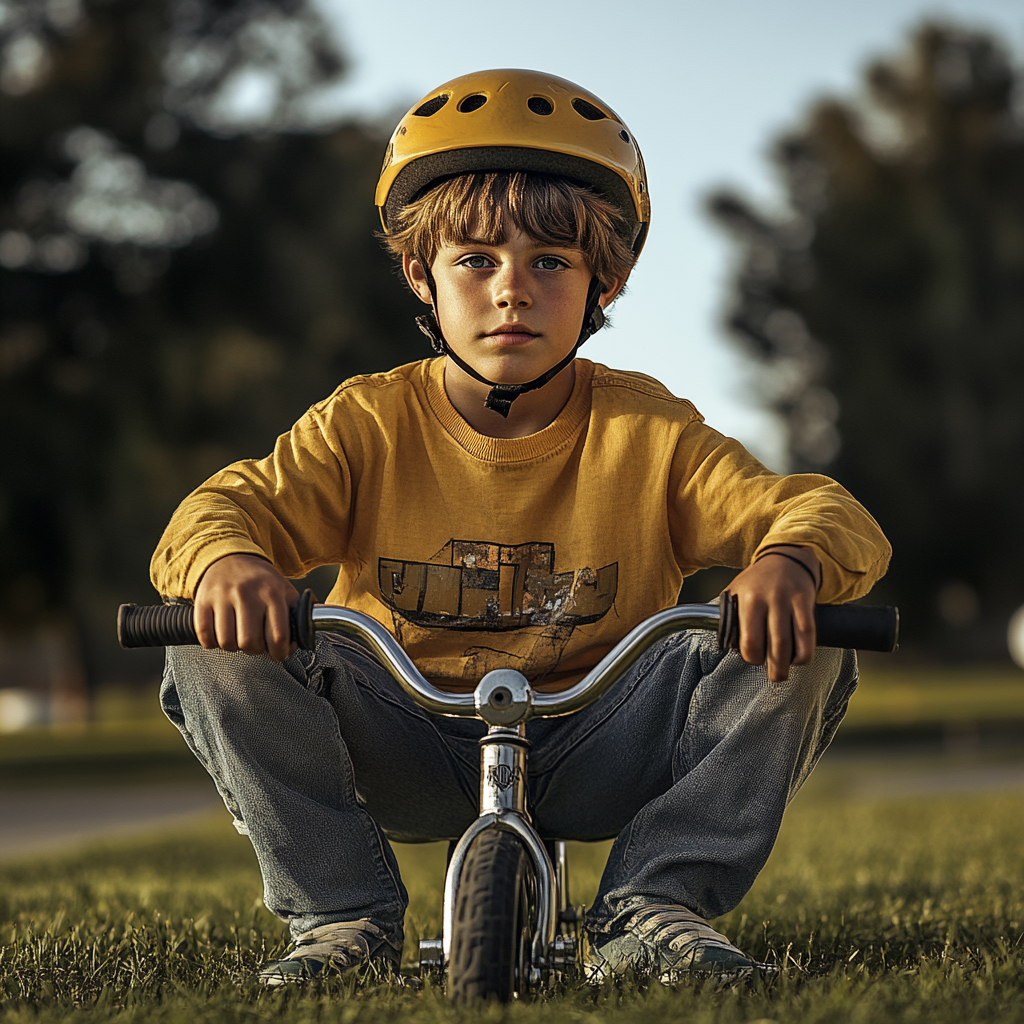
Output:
[404, 230, 622, 386]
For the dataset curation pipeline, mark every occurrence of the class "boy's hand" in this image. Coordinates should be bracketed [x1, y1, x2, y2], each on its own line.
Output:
[194, 554, 301, 661]
[725, 545, 820, 682]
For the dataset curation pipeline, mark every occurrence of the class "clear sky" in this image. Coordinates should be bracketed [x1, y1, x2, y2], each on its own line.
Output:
[310, 0, 1023, 468]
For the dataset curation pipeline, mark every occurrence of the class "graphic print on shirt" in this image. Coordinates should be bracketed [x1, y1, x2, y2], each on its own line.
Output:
[378, 539, 618, 632]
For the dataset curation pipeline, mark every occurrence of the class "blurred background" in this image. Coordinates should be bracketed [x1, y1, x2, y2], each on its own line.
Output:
[2, 0, 1024, 737]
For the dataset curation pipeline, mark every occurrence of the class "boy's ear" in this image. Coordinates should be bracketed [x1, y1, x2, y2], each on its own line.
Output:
[598, 274, 629, 307]
[403, 255, 435, 306]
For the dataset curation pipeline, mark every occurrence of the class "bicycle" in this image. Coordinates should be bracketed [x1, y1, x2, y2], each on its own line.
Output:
[118, 590, 898, 1001]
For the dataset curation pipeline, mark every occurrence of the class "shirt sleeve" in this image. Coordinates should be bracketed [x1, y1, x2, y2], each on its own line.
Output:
[668, 419, 891, 604]
[150, 403, 353, 599]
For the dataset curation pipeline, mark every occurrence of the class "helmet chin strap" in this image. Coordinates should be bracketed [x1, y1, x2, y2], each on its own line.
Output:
[414, 263, 607, 418]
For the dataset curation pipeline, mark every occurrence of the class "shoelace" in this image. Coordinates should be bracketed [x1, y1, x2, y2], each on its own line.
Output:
[287, 919, 391, 967]
[629, 904, 742, 959]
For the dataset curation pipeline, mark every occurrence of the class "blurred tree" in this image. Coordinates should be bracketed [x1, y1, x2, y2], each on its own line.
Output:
[0, 0, 424, 693]
[709, 23, 1024, 658]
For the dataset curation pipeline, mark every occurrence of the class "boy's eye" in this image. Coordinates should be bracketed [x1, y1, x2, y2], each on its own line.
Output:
[535, 256, 567, 271]
[460, 255, 493, 269]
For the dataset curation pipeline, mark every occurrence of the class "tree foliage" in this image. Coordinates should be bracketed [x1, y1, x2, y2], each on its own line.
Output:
[710, 24, 1024, 657]
[0, 0, 424, 684]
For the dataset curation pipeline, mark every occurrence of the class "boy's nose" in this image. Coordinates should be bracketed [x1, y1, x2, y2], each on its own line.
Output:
[493, 265, 531, 308]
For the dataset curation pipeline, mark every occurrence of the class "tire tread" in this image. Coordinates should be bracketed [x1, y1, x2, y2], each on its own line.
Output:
[449, 831, 531, 1002]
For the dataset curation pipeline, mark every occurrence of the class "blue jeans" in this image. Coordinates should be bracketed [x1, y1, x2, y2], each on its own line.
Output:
[160, 631, 857, 944]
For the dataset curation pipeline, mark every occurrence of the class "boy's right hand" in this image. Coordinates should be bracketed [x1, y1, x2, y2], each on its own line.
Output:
[193, 554, 301, 661]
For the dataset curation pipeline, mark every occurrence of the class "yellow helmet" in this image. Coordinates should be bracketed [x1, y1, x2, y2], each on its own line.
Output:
[376, 68, 650, 257]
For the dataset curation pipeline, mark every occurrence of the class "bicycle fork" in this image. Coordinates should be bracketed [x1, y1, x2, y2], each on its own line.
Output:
[418, 670, 578, 986]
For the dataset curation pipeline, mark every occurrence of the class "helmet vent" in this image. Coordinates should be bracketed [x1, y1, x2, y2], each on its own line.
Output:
[619, 130, 631, 144]
[413, 94, 449, 117]
[458, 94, 488, 113]
[527, 96, 554, 116]
[572, 98, 606, 121]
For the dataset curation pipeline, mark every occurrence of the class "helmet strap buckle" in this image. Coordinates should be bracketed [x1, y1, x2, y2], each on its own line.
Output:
[415, 313, 447, 355]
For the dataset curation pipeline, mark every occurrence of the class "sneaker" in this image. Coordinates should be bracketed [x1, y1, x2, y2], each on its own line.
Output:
[585, 903, 771, 984]
[258, 919, 402, 987]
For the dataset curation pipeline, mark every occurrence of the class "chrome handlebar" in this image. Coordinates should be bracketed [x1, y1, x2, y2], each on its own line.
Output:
[311, 604, 475, 716]
[117, 595, 898, 724]
[310, 602, 722, 721]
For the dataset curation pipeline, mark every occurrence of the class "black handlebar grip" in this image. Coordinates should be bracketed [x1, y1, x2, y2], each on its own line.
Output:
[293, 588, 315, 651]
[117, 602, 198, 647]
[117, 589, 317, 651]
[717, 592, 899, 653]
[814, 603, 899, 653]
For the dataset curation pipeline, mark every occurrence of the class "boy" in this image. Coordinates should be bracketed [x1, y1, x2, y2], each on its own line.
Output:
[153, 69, 890, 986]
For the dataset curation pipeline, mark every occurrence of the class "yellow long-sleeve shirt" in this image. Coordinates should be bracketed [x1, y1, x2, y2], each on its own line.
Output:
[151, 358, 890, 691]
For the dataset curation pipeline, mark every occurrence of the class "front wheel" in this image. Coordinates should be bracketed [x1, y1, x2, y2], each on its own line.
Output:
[448, 830, 535, 1003]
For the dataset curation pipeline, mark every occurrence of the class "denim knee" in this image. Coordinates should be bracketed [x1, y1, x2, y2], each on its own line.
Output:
[161, 644, 316, 725]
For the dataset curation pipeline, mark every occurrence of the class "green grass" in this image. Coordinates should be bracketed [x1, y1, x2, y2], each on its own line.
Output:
[4, 759, 1024, 1022]
[846, 665, 1024, 728]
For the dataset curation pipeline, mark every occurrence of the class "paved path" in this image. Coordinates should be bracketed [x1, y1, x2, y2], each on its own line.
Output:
[0, 784, 223, 860]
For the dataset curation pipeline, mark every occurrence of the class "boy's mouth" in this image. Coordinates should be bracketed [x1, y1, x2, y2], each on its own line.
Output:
[485, 323, 539, 344]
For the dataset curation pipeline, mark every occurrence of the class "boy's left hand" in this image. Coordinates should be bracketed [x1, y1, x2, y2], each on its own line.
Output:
[725, 545, 820, 682]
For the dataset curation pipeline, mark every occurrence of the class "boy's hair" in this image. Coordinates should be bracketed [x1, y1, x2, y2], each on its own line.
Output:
[382, 172, 636, 290]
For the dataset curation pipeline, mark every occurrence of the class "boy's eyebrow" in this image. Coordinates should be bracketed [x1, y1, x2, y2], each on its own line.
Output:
[447, 236, 506, 249]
